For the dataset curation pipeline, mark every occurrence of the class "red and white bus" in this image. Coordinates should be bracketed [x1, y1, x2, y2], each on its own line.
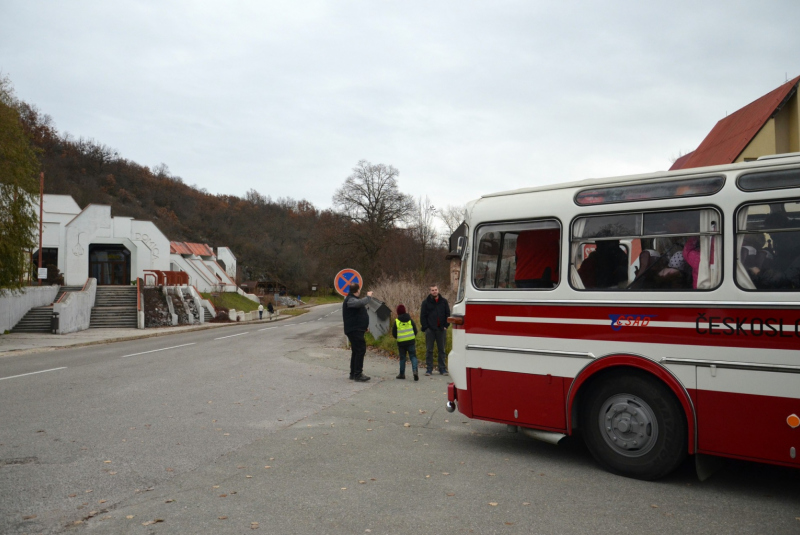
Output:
[445, 153, 800, 480]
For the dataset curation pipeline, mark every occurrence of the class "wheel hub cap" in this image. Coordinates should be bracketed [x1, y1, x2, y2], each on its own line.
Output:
[599, 394, 658, 457]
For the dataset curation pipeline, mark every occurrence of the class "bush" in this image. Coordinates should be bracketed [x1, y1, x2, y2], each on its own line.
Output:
[210, 305, 231, 323]
[365, 274, 453, 366]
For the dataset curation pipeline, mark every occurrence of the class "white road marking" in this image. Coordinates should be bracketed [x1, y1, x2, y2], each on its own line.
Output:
[214, 332, 249, 340]
[0, 367, 67, 381]
[258, 327, 277, 331]
[122, 343, 196, 358]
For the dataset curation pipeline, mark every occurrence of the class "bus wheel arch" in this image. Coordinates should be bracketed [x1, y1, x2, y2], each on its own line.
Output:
[567, 357, 696, 479]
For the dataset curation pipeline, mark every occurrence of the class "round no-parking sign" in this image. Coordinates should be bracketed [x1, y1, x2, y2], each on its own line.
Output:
[334, 269, 363, 297]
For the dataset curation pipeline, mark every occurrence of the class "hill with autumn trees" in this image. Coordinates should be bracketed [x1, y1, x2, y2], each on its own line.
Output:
[12, 89, 451, 293]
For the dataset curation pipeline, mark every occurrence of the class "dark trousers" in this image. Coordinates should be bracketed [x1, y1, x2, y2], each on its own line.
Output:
[347, 331, 367, 376]
[425, 328, 447, 372]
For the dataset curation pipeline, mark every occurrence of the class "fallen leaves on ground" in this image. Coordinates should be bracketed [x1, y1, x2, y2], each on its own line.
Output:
[22, 515, 36, 520]
[251, 521, 259, 529]
[489, 502, 498, 507]
[218, 516, 228, 520]
[126, 515, 134, 519]
[142, 519, 164, 526]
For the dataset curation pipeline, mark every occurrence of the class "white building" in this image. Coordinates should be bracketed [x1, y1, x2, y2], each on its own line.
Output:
[33, 195, 170, 286]
[169, 242, 237, 293]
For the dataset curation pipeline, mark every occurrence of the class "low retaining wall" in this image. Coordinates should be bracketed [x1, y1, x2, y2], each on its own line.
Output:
[0, 285, 59, 332]
[236, 287, 261, 304]
[54, 279, 97, 334]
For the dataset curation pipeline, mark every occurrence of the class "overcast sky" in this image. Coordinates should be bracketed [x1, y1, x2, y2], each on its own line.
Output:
[2, 1, 800, 212]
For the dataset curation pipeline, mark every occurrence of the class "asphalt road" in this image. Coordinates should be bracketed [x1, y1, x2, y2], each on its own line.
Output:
[1, 304, 799, 534]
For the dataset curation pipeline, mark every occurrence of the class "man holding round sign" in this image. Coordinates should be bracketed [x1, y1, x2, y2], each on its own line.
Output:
[342, 282, 372, 382]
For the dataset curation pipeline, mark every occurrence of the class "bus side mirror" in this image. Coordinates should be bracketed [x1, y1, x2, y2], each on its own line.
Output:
[456, 236, 467, 259]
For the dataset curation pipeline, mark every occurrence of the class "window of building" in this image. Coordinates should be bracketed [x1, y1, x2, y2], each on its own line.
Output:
[735, 200, 800, 290]
[570, 208, 722, 291]
[473, 220, 561, 290]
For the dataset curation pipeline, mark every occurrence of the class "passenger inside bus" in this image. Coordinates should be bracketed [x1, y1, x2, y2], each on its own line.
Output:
[514, 228, 560, 288]
[578, 239, 628, 289]
[747, 212, 800, 289]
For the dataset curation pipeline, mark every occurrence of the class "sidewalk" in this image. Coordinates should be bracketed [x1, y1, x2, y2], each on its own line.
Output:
[0, 313, 294, 358]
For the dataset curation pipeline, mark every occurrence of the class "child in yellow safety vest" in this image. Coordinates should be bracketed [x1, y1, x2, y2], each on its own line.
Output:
[391, 304, 419, 381]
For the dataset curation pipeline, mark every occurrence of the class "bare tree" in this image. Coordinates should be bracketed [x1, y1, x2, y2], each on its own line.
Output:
[438, 204, 466, 235]
[411, 195, 438, 277]
[332, 160, 415, 280]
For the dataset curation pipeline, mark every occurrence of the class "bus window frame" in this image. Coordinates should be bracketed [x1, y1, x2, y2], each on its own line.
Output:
[471, 218, 562, 292]
[568, 205, 724, 292]
[734, 198, 800, 292]
[736, 166, 800, 193]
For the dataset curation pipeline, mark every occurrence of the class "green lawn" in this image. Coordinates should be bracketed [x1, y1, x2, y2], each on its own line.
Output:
[279, 308, 310, 316]
[201, 292, 261, 313]
[301, 294, 343, 305]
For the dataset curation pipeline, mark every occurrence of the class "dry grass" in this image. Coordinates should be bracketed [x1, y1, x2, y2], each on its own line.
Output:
[364, 274, 453, 365]
[369, 274, 454, 320]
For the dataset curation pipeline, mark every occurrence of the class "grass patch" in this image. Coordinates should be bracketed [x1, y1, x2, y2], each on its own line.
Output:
[279, 308, 310, 317]
[201, 292, 261, 313]
[301, 294, 343, 305]
[366, 328, 452, 369]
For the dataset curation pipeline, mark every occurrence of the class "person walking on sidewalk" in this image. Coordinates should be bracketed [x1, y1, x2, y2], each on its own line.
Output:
[420, 284, 450, 376]
[267, 302, 274, 320]
[342, 283, 372, 382]
[392, 304, 419, 381]
[258, 303, 264, 320]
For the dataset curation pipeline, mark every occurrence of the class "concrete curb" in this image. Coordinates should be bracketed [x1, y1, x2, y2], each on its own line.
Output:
[0, 307, 319, 358]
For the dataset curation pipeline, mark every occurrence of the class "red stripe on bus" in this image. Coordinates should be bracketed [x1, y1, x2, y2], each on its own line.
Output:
[465, 303, 800, 350]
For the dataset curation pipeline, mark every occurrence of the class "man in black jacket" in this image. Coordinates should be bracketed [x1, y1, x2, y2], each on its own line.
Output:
[342, 283, 372, 382]
[420, 284, 450, 376]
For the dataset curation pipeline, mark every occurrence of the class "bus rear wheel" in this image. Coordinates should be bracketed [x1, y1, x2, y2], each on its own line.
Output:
[581, 371, 687, 480]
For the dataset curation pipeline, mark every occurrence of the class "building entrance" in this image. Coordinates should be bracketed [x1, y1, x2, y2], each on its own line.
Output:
[89, 245, 131, 285]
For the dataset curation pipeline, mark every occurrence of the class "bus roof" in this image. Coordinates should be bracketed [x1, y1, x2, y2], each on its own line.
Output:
[480, 153, 800, 199]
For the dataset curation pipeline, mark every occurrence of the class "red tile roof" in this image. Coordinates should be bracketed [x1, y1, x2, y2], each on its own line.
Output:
[670, 76, 800, 171]
[170, 241, 215, 256]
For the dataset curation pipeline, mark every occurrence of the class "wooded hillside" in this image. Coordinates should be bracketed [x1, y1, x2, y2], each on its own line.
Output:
[14, 97, 450, 292]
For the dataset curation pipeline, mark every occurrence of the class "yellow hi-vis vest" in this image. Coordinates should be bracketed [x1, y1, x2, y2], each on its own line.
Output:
[396, 319, 415, 343]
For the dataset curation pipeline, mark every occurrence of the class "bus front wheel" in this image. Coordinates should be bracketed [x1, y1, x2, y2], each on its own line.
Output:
[581, 371, 687, 480]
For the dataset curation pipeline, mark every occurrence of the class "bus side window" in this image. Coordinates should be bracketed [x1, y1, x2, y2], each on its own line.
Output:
[736, 200, 800, 290]
[474, 231, 500, 289]
[514, 228, 560, 288]
[473, 221, 561, 290]
[572, 208, 722, 291]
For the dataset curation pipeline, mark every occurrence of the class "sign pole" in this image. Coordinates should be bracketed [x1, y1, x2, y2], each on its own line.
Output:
[38, 172, 43, 286]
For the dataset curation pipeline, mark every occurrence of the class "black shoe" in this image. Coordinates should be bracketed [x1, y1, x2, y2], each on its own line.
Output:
[413, 373, 419, 381]
[354, 374, 371, 382]
[349, 374, 355, 380]
[396, 374, 405, 379]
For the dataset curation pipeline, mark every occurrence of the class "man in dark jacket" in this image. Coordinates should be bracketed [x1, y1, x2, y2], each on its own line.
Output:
[342, 283, 372, 382]
[420, 284, 450, 376]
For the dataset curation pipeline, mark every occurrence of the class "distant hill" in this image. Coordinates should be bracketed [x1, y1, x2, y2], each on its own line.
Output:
[16, 100, 448, 291]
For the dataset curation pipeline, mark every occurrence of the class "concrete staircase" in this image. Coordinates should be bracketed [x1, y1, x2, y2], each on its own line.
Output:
[90, 286, 138, 328]
[11, 307, 53, 333]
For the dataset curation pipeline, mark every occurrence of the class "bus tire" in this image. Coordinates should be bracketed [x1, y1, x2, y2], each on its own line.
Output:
[581, 371, 687, 480]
